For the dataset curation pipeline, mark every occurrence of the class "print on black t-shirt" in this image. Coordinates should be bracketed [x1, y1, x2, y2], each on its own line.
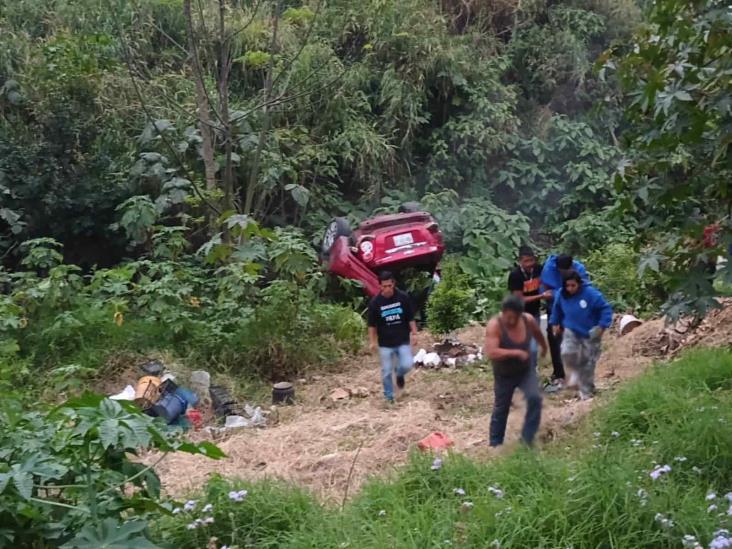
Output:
[367, 289, 414, 348]
[507, 264, 543, 316]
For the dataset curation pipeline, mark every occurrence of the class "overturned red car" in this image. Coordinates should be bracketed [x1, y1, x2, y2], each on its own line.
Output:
[320, 203, 445, 297]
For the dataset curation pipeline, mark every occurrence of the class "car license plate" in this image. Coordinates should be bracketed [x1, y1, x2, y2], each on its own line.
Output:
[393, 232, 414, 247]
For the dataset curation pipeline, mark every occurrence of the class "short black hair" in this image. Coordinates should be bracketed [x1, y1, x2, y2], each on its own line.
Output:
[518, 245, 535, 258]
[501, 294, 525, 314]
[562, 269, 583, 287]
[378, 271, 396, 282]
[556, 254, 573, 270]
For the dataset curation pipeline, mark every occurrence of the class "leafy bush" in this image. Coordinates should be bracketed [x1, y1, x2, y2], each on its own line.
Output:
[427, 260, 474, 335]
[0, 394, 222, 548]
[585, 242, 667, 315]
[192, 281, 364, 380]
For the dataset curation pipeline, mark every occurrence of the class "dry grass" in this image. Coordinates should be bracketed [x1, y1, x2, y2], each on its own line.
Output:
[147, 316, 667, 502]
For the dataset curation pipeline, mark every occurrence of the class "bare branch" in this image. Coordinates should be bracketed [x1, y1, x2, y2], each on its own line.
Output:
[185, 0, 220, 192]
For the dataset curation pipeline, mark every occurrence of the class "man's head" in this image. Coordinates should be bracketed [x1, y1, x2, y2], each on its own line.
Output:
[501, 294, 525, 327]
[379, 271, 397, 298]
[562, 270, 583, 296]
[518, 246, 537, 271]
[556, 254, 574, 277]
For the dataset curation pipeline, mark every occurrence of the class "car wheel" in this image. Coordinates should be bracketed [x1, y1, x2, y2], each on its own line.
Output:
[321, 217, 352, 258]
[398, 201, 421, 213]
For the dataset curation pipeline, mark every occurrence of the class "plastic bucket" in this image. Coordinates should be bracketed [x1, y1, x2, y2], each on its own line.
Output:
[272, 382, 295, 405]
[619, 314, 643, 336]
[150, 392, 187, 424]
[134, 376, 161, 408]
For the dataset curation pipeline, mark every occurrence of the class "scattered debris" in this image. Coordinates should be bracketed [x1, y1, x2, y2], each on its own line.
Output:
[418, 431, 454, 451]
[110, 385, 135, 401]
[140, 359, 164, 376]
[414, 337, 482, 369]
[330, 388, 350, 402]
[210, 385, 237, 417]
[350, 386, 370, 398]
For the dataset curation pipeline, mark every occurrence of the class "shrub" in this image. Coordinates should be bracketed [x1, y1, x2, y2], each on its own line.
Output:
[0, 394, 222, 548]
[585, 241, 667, 315]
[427, 260, 474, 334]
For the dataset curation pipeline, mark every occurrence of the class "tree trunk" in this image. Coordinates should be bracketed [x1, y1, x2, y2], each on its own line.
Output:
[183, 0, 218, 194]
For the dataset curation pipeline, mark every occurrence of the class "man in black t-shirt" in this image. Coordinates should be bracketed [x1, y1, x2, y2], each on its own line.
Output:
[507, 246, 552, 374]
[368, 271, 418, 404]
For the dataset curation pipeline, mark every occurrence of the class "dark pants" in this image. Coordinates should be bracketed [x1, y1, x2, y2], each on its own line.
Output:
[547, 324, 565, 380]
[489, 367, 543, 447]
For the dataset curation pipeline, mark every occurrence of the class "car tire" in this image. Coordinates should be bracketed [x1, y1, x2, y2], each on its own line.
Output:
[398, 201, 421, 213]
[321, 217, 352, 258]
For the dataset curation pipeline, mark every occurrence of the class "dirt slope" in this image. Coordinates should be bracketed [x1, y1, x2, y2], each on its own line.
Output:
[149, 318, 668, 502]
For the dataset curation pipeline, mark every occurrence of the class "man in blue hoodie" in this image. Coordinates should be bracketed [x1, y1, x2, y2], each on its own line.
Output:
[540, 254, 591, 387]
[549, 270, 612, 400]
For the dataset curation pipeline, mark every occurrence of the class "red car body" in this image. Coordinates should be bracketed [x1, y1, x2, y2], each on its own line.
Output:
[322, 211, 445, 297]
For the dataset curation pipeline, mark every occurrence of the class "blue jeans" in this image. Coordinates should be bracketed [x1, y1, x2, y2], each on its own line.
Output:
[378, 344, 413, 401]
[489, 366, 543, 447]
[530, 313, 540, 372]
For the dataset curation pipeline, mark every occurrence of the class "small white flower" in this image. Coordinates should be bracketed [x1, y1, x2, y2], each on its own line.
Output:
[172, 507, 182, 514]
[728, 505, 732, 517]
[461, 501, 474, 510]
[202, 503, 213, 513]
[488, 486, 505, 499]
[186, 522, 198, 530]
[221, 546, 230, 549]
[593, 432, 601, 438]
[228, 489, 248, 502]
[708, 504, 718, 513]
[490, 541, 501, 548]
[431, 458, 443, 471]
[681, 534, 701, 548]
[611, 431, 620, 438]
[203, 516, 214, 524]
[710, 529, 732, 549]
[707, 492, 718, 501]
[650, 464, 671, 480]
[183, 500, 197, 511]
[453, 488, 466, 496]
[378, 510, 387, 517]
[692, 466, 703, 474]
[725, 492, 732, 503]
[674, 456, 687, 463]
[654, 513, 674, 529]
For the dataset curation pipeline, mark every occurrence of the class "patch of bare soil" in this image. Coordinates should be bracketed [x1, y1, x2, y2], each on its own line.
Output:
[148, 313, 682, 503]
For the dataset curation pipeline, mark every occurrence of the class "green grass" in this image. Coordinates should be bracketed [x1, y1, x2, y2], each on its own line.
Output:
[155, 349, 732, 548]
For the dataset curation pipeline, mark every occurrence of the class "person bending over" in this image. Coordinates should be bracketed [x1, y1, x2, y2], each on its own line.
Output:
[484, 295, 548, 447]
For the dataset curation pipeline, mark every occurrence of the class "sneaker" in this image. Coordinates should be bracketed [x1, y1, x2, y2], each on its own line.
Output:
[396, 375, 406, 389]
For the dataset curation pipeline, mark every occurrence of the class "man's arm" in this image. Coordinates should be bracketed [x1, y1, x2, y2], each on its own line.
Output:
[526, 314, 548, 357]
[409, 320, 418, 346]
[549, 297, 564, 336]
[368, 326, 378, 352]
[367, 301, 379, 352]
[512, 289, 545, 304]
[484, 319, 528, 361]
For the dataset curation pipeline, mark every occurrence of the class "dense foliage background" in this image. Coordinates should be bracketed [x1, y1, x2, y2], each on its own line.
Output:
[2, 1, 732, 545]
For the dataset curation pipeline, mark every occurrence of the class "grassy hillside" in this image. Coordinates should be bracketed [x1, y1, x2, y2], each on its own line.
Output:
[156, 348, 732, 548]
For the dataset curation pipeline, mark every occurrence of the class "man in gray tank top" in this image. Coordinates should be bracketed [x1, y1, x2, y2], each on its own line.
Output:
[484, 295, 548, 447]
